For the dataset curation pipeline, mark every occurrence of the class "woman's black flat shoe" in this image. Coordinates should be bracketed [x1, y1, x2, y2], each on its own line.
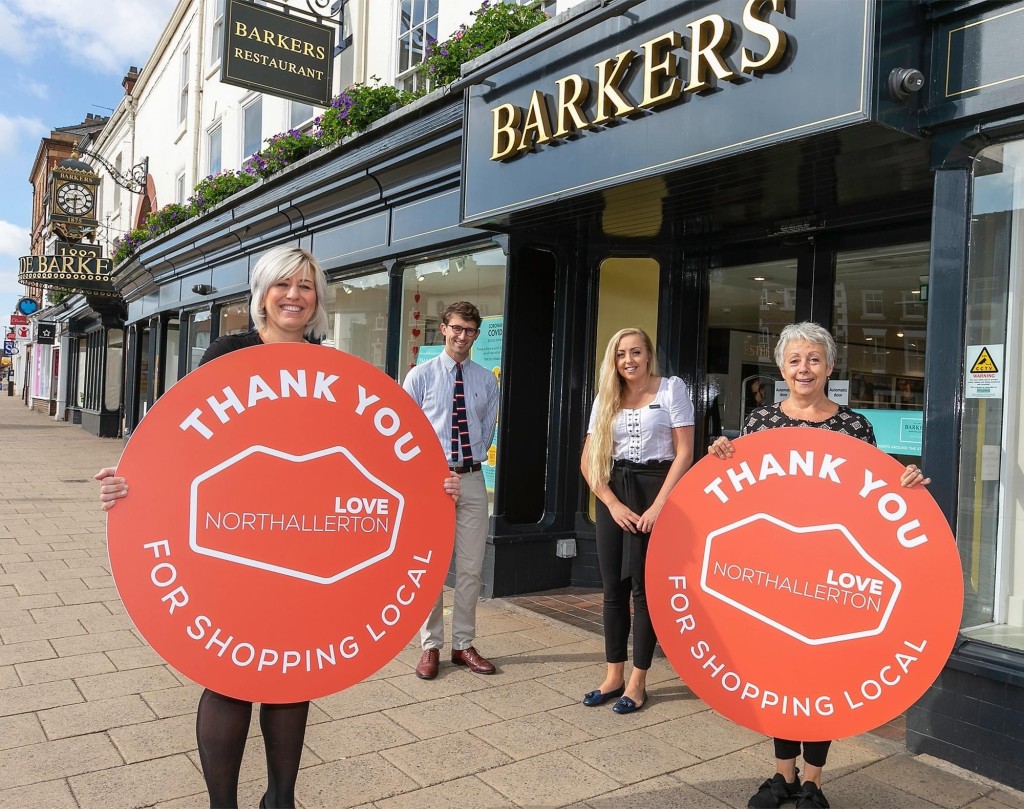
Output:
[582, 684, 625, 706]
[612, 690, 647, 714]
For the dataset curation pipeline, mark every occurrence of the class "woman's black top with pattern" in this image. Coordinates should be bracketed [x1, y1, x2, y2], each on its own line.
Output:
[743, 403, 877, 446]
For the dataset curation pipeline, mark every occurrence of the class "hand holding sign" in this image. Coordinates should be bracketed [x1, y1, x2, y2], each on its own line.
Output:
[648, 429, 962, 741]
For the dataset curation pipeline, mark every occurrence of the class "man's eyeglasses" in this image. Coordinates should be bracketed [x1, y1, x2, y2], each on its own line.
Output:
[445, 324, 479, 337]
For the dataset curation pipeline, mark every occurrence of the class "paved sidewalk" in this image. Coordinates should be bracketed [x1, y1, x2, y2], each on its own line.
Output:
[1, 393, 1023, 809]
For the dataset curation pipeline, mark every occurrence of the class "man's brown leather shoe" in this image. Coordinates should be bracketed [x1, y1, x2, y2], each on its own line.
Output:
[451, 646, 496, 674]
[415, 649, 439, 680]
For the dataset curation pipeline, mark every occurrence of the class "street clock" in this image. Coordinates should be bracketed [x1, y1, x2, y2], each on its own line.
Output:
[48, 153, 100, 242]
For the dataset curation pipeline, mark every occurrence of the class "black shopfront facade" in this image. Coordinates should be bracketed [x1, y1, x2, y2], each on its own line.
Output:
[117, 0, 1024, 788]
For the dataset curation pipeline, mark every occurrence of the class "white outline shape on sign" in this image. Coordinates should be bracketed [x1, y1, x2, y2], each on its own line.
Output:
[700, 513, 902, 646]
[189, 445, 405, 585]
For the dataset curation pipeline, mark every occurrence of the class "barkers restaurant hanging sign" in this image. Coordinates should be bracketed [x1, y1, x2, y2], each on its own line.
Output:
[462, 0, 874, 225]
[221, 0, 334, 107]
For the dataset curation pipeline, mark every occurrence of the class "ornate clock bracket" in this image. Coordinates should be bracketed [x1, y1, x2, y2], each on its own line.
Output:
[72, 147, 148, 194]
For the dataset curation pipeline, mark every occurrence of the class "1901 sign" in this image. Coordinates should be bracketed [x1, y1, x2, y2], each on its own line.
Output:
[221, 0, 335, 106]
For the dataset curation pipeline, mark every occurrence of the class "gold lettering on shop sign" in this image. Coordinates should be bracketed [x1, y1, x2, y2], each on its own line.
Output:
[486, 0, 789, 161]
[741, 0, 787, 73]
[593, 49, 639, 124]
[233, 22, 328, 61]
[553, 74, 590, 138]
[492, 103, 524, 160]
[685, 15, 737, 92]
[518, 90, 555, 153]
[640, 31, 682, 109]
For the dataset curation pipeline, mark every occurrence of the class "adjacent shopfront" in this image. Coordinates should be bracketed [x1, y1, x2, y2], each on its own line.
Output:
[112, 0, 1024, 788]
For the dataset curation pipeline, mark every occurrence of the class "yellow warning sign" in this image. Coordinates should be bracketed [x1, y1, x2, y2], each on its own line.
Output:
[971, 348, 999, 373]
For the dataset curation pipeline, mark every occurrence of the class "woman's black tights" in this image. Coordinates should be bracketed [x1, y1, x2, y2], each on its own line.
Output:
[196, 688, 310, 808]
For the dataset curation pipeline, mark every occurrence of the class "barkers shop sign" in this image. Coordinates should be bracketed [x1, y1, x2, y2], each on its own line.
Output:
[221, 0, 334, 106]
[462, 0, 873, 224]
[18, 242, 117, 298]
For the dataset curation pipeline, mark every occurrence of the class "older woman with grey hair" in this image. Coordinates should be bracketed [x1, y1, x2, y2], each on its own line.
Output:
[708, 321, 929, 809]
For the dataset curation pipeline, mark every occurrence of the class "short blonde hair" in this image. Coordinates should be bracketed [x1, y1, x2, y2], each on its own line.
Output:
[249, 245, 329, 340]
[774, 322, 837, 370]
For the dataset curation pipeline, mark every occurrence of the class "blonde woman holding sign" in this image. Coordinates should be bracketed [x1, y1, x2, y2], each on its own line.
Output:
[96, 246, 459, 809]
[581, 328, 694, 714]
[709, 321, 929, 809]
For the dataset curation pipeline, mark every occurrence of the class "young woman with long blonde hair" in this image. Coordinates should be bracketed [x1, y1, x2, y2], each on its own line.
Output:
[580, 328, 694, 713]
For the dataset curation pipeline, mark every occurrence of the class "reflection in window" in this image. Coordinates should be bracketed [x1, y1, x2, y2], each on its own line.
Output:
[832, 243, 928, 463]
[705, 260, 799, 439]
[397, 0, 438, 93]
[324, 270, 388, 370]
[219, 299, 250, 337]
[400, 245, 507, 511]
[164, 318, 180, 392]
[186, 309, 212, 373]
[105, 330, 124, 412]
[76, 338, 87, 407]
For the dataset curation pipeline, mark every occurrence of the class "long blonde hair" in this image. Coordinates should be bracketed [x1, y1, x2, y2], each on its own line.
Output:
[585, 328, 659, 488]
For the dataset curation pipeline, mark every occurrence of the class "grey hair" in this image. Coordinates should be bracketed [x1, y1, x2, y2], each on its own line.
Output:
[249, 245, 329, 339]
[774, 322, 837, 369]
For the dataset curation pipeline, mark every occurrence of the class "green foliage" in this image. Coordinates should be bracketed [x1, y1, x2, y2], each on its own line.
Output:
[420, 1, 549, 86]
[315, 78, 417, 146]
[188, 170, 259, 215]
[244, 130, 319, 179]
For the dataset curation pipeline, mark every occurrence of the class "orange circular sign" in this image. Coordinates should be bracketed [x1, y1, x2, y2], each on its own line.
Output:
[647, 428, 962, 740]
[107, 343, 454, 703]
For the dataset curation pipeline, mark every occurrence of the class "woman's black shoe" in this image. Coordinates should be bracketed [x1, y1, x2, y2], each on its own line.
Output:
[748, 772, 801, 808]
[581, 684, 625, 706]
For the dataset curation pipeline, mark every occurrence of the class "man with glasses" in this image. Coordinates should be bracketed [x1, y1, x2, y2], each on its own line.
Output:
[403, 301, 500, 680]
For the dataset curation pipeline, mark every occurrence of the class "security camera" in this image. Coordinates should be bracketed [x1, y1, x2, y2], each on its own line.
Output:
[888, 68, 925, 102]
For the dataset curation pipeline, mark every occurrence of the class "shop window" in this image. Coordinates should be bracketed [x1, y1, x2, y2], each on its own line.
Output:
[324, 269, 388, 370]
[705, 259, 799, 439]
[186, 309, 213, 373]
[75, 337, 87, 407]
[400, 245, 507, 512]
[957, 140, 1023, 648]
[137, 326, 151, 418]
[832, 243, 928, 463]
[396, 0, 438, 94]
[105, 329, 123, 412]
[218, 298, 250, 337]
[163, 318, 181, 393]
[33, 345, 51, 399]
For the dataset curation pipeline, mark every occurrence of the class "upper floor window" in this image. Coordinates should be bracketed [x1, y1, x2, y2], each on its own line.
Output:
[179, 45, 190, 125]
[113, 153, 122, 209]
[208, 123, 223, 176]
[397, 0, 438, 94]
[243, 96, 263, 159]
[209, 0, 226, 66]
[290, 100, 314, 129]
[175, 172, 187, 205]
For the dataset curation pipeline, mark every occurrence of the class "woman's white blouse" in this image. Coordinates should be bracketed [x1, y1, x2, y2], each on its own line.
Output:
[587, 376, 695, 463]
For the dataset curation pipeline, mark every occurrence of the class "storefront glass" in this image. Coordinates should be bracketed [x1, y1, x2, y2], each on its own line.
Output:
[400, 245, 507, 510]
[706, 259, 799, 438]
[218, 298, 250, 336]
[105, 329, 123, 412]
[164, 318, 180, 392]
[832, 243, 929, 464]
[959, 140, 1024, 647]
[324, 269, 388, 370]
[32, 344, 51, 399]
[76, 338, 87, 407]
[186, 309, 212, 373]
